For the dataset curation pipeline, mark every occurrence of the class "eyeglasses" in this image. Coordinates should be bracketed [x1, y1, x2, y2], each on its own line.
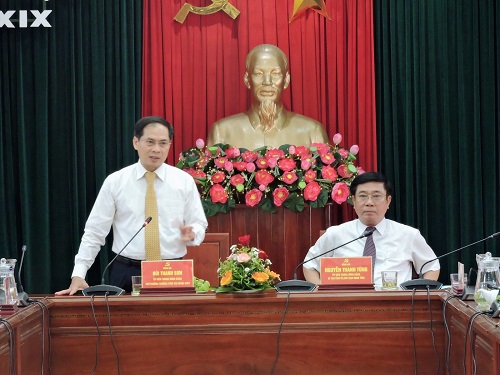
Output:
[141, 139, 171, 148]
[355, 194, 386, 202]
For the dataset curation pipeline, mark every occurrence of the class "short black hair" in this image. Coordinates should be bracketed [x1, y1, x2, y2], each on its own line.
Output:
[349, 172, 393, 197]
[134, 116, 174, 140]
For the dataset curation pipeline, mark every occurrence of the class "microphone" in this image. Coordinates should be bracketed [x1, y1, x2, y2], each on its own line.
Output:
[400, 231, 500, 290]
[275, 228, 375, 292]
[82, 217, 152, 296]
[17, 245, 30, 307]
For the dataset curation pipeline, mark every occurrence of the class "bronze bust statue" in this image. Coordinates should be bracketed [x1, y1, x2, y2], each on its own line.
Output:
[207, 44, 328, 149]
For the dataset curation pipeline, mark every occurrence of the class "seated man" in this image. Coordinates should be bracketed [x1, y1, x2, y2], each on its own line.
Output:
[207, 44, 328, 150]
[302, 172, 440, 288]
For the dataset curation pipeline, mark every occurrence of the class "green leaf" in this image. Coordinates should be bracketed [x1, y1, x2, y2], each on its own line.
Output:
[283, 193, 305, 213]
[259, 196, 277, 213]
[309, 189, 329, 208]
[347, 164, 358, 173]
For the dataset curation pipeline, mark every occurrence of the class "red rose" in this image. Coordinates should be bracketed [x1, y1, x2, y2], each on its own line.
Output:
[238, 235, 251, 246]
[304, 181, 322, 201]
[209, 184, 228, 203]
[258, 250, 269, 260]
[245, 189, 263, 207]
[273, 187, 289, 207]
[278, 158, 296, 172]
[255, 170, 274, 186]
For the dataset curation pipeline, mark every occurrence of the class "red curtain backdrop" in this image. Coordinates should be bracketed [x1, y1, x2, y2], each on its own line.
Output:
[142, 0, 376, 172]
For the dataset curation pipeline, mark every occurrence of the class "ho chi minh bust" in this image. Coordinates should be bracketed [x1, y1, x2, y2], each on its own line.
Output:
[207, 44, 328, 150]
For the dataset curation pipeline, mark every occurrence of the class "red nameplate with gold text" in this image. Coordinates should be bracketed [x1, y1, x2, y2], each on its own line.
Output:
[320, 257, 373, 285]
[141, 260, 194, 289]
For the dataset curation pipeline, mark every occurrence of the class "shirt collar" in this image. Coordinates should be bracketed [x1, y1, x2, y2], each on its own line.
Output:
[134, 161, 167, 182]
[356, 217, 387, 236]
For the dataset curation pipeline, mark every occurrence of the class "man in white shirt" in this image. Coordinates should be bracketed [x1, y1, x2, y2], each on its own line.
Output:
[56, 116, 208, 295]
[303, 172, 440, 288]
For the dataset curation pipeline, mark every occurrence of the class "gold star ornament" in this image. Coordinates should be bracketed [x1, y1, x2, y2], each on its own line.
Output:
[289, 0, 331, 23]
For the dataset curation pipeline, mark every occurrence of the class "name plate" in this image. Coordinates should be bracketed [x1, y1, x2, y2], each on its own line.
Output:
[320, 257, 372, 285]
[141, 260, 194, 288]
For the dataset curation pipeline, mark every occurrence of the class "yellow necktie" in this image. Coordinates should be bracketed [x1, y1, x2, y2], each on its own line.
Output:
[145, 172, 161, 260]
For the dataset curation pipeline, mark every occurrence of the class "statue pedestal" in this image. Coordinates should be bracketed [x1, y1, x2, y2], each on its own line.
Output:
[207, 204, 354, 281]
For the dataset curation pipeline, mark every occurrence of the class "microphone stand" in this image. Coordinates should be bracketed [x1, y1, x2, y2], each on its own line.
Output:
[17, 245, 29, 307]
[82, 217, 152, 296]
[400, 232, 500, 290]
[275, 230, 374, 292]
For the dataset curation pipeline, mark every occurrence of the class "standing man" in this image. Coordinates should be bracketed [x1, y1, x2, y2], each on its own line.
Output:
[56, 116, 208, 295]
[207, 44, 328, 150]
[302, 172, 440, 288]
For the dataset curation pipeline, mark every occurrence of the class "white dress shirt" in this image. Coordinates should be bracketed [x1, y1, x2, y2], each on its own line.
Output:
[303, 218, 440, 287]
[72, 161, 208, 279]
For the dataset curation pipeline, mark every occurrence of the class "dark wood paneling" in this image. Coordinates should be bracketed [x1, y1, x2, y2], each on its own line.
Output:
[48, 291, 446, 375]
[207, 204, 349, 281]
[186, 232, 229, 286]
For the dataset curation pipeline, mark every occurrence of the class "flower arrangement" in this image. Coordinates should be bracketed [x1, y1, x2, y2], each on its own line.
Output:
[216, 235, 280, 292]
[176, 134, 363, 217]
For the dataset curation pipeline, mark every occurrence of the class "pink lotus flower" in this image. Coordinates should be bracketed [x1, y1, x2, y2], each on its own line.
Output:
[331, 182, 349, 204]
[209, 184, 228, 203]
[246, 162, 256, 173]
[304, 181, 322, 201]
[195, 139, 205, 149]
[245, 189, 263, 207]
[224, 161, 234, 172]
[214, 157, 227, 168]
[282, 172, 298, 184]
[255, 170, 274, 186]
[226, 147, 240, 158]
[273, 187, 289, 207]
[332, 133, 342, 145]
[350, 145, 359, 155]
[321, 165, 338, 181]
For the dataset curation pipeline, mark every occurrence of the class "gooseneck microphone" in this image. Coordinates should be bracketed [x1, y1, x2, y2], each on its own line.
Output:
[400, 231, 500, 290]
[82, 217, 152, 296]
[275, 228, 375, 292]
[17, 245, 30, 306]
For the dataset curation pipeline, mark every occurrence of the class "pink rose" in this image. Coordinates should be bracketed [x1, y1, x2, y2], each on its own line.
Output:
[237, 253, 251, 263]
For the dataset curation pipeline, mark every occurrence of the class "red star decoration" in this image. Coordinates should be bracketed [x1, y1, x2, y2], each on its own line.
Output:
[289, 0, 331, 23]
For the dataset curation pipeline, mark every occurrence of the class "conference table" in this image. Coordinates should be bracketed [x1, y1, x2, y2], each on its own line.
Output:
[1, 290, 499, 374]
